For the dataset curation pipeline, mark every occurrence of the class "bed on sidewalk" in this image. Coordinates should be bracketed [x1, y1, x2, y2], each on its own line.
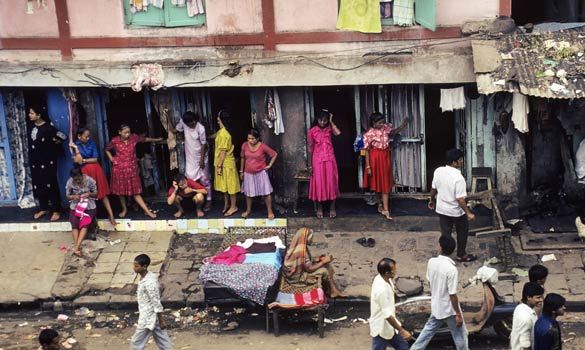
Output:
[199, 226, 287, 307]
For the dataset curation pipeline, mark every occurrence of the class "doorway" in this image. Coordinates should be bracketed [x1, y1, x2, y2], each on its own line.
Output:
[424, 86, 455, 191]
[208, 88, 253, 155]
[312, 86, 359, 193]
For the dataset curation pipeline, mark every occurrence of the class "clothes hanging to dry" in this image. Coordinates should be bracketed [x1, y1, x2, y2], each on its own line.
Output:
[131, 64, 165, 92]
[393, 0, 415, 26]
[511, 93, 530, 133]
[337, 0, 382, 34]
[158, 107, 179, 170]
[264, 89, 285, 135]
[576, 138, 585, 185]
[440, 87, 466, 112]
[172, 0, 205, 16]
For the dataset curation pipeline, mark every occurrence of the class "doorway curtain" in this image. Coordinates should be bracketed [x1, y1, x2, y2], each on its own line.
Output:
[388, 85, 423, 189]
[1, 89, 35, 208]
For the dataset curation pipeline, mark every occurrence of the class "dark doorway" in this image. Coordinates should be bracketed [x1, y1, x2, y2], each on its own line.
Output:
[209, 88, 253, 156]
[424, 87, 455, 191]
[512, 0, 585, 25]
[312, 86, 359, 193]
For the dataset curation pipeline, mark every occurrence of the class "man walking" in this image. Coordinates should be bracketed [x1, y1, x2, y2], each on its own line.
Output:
[410, 236, 468, 350]
[131, 254, 172, 350]
[510, 282, 544, 350]
[369, 258, 413, 350]
[428, 148, 476, 262]
[534, 293, 566, 350]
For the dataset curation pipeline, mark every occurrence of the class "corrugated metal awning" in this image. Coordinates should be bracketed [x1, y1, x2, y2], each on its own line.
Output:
[471, 28, 585, 99]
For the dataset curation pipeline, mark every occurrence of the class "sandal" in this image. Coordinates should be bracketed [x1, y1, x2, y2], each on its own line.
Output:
[380, 210, 393, 221]
[356, 237, 368, 248]
[367, 238, 376, 247]
[456, 254, 477, 262]
[329, 211, 337, 219]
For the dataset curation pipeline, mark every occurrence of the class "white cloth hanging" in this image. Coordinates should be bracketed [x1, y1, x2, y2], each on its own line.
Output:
[273, 89, 285, 135]
[575, 138, 585, 185]
[511, 92, 530, 133]
[440, 87, 466, 112]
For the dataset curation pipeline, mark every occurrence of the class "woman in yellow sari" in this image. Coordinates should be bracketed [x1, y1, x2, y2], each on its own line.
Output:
[213, 110, 240, 217]
[283, 227, 347, 298]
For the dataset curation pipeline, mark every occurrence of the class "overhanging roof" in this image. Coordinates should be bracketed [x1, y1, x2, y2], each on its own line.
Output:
[471, 28, 585, 99]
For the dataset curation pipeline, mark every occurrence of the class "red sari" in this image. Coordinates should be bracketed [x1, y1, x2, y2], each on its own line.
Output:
[363, 124, 394, 194]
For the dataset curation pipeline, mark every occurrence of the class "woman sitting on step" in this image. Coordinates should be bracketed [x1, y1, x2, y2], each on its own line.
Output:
[283, 227, 347, 298]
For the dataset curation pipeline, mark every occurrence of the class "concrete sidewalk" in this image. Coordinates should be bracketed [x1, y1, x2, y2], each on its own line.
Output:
[1, 225, 584, 311]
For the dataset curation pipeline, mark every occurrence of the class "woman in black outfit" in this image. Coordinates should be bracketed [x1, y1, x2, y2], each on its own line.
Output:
[28, 104, 66, 221]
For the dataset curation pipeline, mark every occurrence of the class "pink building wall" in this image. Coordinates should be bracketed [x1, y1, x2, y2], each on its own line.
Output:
[0, 0, 58, 37]
[0, 0, 500, 39]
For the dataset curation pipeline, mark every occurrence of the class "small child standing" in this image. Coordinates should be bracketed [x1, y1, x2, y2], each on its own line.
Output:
[239, 128, 278, 219]
[308, 110, 341, 218]
[363, 112, 407, 220]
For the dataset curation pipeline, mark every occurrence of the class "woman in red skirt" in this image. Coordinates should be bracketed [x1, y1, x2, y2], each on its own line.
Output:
[363, 112, 407, 220]
[106, 124, 163, 219]
[70, 128, 116, 226]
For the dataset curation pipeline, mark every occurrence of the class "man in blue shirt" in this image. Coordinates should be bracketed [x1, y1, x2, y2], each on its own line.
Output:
[534, 293, 566, 350]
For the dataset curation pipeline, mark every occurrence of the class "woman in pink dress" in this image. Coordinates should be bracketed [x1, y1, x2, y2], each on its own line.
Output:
[105, 124, 163, 219]
[308, 110, 341, 218]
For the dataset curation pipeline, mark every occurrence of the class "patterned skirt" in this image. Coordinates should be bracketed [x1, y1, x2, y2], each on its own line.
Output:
[110, 162, 142, 196]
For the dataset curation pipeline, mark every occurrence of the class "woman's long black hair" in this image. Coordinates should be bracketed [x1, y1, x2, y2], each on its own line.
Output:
[218, 109, 233, 133]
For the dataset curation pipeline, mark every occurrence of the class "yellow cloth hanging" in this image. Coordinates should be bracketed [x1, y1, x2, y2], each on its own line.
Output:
[336, 0, 382, 34]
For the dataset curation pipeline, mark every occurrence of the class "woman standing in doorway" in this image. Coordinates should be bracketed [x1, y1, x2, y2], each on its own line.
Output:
[70, 128, 117, 226]
[363, 112, 407, 220]
[213, 110, 240, 217]
[28, 104, 67, 221]
[308, 109, 341, 219]
[239, 128, 278, 219]
[105, 124, 163, 219]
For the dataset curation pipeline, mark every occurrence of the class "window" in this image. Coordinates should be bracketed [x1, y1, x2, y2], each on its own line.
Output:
[123, 0, 206, 28]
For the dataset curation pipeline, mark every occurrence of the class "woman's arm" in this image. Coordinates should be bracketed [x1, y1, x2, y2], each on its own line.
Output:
[216, 150, 226, 175]
[105, 150, 114, 163]
[329, 113, 341, 136]
[266, 152, 278, 170]
[390, 119, 408, 135]
[365, 149, 371, 175]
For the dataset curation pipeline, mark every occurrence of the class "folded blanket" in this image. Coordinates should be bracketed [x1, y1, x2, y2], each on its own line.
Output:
[199, 263, 278, 305]
[269, 288, 327, 309]
[243, 250, 282, 270]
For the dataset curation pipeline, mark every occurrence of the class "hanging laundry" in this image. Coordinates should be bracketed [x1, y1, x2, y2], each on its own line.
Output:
[148, 0, 164, 8]
[130, 0, 147, 13]
[264, 89, 285, 135]
[26, 0, 47, 14]
[393, 0, 415, 26]
[337, 0, 382, 34]
[131, 63, 165, 92]
[511, 92, 529, 133]
[187, 0, 205, 16]
[575, 138, 585, 185]
[171, 0, 186, 5]
[159, 107, 178, 170]
[440, 87, 466, 112]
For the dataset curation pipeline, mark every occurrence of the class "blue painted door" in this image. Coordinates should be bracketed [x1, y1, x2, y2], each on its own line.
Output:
[0, 92, 17, 204]
[45, 88, 73, 207]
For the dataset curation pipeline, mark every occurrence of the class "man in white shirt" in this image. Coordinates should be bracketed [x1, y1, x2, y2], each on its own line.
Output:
[131, 254, 172, 350]
[174, 111, 212, 211]
[428, 148, 476, 262]
[369, 258, 413, 350]
[410, 236, 468, 350]
[510, 282, 544, 350]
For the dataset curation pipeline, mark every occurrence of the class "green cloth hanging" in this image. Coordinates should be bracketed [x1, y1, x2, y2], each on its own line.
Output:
[336, 0, 382, 34]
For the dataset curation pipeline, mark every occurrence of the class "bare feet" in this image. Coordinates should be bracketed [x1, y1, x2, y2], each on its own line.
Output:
[196, 210, 205, 218]
[241, 211, 250, 219]
[50, 212, 60, 222]
[119, 210, 127, 218]
[34, 211, 48, 220]
[329, 290, 348, 298]
[222, 206, 229, 214]
[203, 202, 212, 212]
[316, 210, 323, 219]
[174, 210, 184, 218]
[109, 217, 118, 226]
[224, 207, 238, 217]
[72, 249, 82, 257]
[329, 210, 336, 219]
[267, 212, 275, 220]
[145, 210, 157, 219]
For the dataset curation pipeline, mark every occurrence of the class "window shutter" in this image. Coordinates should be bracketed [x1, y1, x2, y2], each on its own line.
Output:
[164, 0, 206, 27]
[123, 1, 165, 27]
[415, 0, 436, 31]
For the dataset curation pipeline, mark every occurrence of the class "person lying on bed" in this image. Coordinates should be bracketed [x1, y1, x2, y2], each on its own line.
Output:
[283, 227, 348, 298]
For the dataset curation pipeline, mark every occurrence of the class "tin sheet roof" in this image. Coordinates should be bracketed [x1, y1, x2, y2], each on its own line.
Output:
[472, 28, 585, 99]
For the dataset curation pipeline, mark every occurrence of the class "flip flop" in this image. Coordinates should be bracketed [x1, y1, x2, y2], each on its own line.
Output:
[367, 238, 376, 247]
[456, 254, 477, 262]
[356, 237, 368, 247]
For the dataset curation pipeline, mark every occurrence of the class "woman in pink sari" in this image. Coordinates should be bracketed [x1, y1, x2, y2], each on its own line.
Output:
[308, 110, 341, 218]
